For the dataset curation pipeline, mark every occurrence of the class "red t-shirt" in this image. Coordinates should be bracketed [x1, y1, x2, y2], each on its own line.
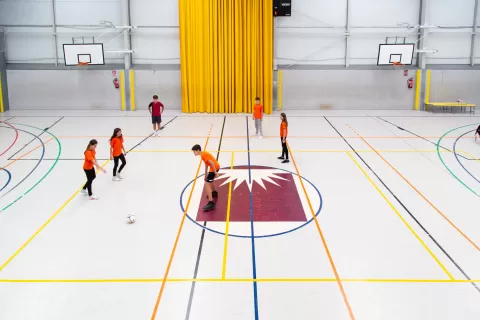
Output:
[149, 101, 164, 116]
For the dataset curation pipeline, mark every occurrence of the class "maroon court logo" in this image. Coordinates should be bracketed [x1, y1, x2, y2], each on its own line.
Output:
[196, 165, 307, 222]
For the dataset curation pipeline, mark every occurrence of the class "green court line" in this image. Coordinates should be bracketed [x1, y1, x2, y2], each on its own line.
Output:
[1, 123, 61, 212]
[436, 123, 480, 198]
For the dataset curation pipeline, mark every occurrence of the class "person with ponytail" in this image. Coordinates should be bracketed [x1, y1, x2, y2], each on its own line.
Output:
[278, 113, 289, 163]
[110, 128, 127, 181]
[82, 139, 106, 200]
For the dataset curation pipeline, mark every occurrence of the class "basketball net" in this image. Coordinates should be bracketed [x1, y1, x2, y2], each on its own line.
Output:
[392, 61, 405, 70]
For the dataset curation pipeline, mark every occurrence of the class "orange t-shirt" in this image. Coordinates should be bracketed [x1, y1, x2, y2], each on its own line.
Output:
[253, 104, 263, 119]
[280, 121, 288, 138]
[110, 137, 124, 157]
[83, 150, 96, 170]
[201, 151, 220, 172]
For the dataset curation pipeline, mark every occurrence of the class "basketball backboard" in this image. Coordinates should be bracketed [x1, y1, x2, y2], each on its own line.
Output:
[63, 43, 105, 66]
[377, 44, 415, 66]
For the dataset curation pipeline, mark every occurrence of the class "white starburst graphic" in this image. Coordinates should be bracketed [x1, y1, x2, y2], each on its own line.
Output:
[217, 168, 289, 191]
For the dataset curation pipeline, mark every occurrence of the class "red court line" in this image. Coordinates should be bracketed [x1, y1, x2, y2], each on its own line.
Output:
[287, 142, 356, 320]
[0, 121, 19, 158]
[150, 125, 214, 320]
[348, 125, 480, 252]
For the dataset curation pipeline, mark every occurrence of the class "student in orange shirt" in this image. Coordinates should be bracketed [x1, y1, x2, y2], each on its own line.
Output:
[82, 139, 106, 200]
[192, 144, 220, 211]
[278, 113, 289, 163]
[110, 128, 127, 181]
[252, 97, 263, 138]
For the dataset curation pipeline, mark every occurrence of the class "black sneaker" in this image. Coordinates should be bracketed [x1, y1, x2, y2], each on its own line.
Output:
[277, 156, 285, 160]
[282, 159, 290, 163]
[203, 202, 215, 211]
[205, 191, 219, 199]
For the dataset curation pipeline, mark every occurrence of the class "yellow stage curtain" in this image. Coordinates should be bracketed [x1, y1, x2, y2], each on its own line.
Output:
[179, 0, 273, 114]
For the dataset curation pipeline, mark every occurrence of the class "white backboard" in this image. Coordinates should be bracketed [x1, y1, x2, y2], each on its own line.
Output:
[63, 44, 105, 66]
[377, 44, 415, 65]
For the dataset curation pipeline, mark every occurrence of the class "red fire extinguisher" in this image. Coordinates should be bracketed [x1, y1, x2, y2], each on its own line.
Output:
[407, 77, 413, 89]
[113, 78, 119, 89]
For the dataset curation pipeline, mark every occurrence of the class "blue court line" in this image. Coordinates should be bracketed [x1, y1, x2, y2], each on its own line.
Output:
[0, 168, 12, 193]
[179, 168, 323, 238]
[453, 130, 480, 185]
[0, 125, 45, 198]
[246, 116, 260, 320]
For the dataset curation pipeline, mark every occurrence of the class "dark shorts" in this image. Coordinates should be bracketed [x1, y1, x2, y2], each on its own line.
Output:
[152, 115, 162, 124]
[206, 169, 219, 183]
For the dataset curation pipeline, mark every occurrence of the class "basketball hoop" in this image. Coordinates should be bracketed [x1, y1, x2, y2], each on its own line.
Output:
[392, 61, 405, 70]
[76, 62, 89, 67]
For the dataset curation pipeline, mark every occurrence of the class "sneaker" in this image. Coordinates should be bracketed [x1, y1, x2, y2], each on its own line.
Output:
[282, 159, 290, 163]
[81, 189, 88, 196]
[113, 176, 121, 182]
[89, 195, 99, 200]
[117, 173, 123, 180]
[277, 156, 285, 160]
[153, 131, 157, 137]
[203, 202, 215, 211]
[258, 135, 263, 139]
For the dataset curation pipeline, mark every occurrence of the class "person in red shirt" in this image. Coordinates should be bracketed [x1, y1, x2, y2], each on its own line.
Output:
[110, 128, 127, 181]
[192, 144, 220, 211]
[148, 95, 164, 136]
[252, 97, 264, 138]
[278, 113, 289, 163]
[82, 139, 106, 200]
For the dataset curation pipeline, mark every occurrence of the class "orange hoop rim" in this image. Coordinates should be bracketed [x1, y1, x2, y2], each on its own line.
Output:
[76, 62, 89, 66]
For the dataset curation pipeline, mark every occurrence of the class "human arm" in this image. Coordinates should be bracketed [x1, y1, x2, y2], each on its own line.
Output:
[160, 102, 165, 114]
[208, 160, 218, 178]
[93, 159, 107, 173]
[282, 127, 287, 143]
[110, 146, 114, 160]
[148, 102, 152, 114]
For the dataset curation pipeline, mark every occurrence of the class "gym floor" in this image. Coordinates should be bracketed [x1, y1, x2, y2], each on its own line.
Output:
[0, 110, 480, 319]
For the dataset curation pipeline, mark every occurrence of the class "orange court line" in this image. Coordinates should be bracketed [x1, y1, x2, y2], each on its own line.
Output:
[287, 142, 356, 320]
[347, 125, 480, 253]
[1, 137, 54, 169]
[150, 124, 214, 320]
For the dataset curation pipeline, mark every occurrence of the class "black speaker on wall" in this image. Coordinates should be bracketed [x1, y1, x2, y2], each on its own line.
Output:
[274, 0, 291, 17]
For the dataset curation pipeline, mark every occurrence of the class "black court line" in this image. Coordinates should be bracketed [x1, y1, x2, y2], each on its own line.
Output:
[125, 116, 177, 154]
[8, 117, 64, 160]
[378, 117, 474, 160]
[185, 116, 226, 320]
[324, 116, 480, 295]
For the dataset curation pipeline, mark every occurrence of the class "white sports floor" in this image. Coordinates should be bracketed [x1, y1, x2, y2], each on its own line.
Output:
[1, 109, 480, 319]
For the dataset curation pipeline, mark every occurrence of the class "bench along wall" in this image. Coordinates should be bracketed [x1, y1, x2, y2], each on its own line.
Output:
[429, 70, 480, 106]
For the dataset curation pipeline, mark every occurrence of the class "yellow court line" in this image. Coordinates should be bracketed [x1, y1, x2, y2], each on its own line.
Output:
[0, 160, 111, 272]
[346, 152, 454, 280]
[460, 150, 480, 163]
[287, 142, 356, 319]
[1, 278, 479, 283]
[221, 151, 235, 280]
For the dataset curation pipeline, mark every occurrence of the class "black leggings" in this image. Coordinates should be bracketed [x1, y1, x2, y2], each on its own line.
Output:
[83, 169, 96, 196]
[281, 138, 288, 159]
[113, 153, 127, 176]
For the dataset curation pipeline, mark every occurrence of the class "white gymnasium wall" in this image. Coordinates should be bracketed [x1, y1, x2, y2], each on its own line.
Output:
[7, 70, 121, 109]
[1, 0, 478, 66]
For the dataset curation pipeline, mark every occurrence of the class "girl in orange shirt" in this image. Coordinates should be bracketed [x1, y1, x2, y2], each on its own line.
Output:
[82, 139, 106, 200]
[278, 113, 289, 163]
[110, 128, 127, 181]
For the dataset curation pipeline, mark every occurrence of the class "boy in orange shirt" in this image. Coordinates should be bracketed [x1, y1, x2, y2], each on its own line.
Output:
[192, 144, 220, 211]
[252, 97, 264, 138]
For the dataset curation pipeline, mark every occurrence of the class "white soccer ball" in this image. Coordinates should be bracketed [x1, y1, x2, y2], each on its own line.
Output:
[127, 214, 136, 224]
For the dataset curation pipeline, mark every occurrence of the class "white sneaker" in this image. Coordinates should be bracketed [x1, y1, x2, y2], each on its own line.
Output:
[117, 173, 123, 179]
[80, 189, 88, 196]
[258, 135, 263, 139]
[89, 195, 99, 200]
[153, 131, 157, 137]
[113, 176, 121, 182]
